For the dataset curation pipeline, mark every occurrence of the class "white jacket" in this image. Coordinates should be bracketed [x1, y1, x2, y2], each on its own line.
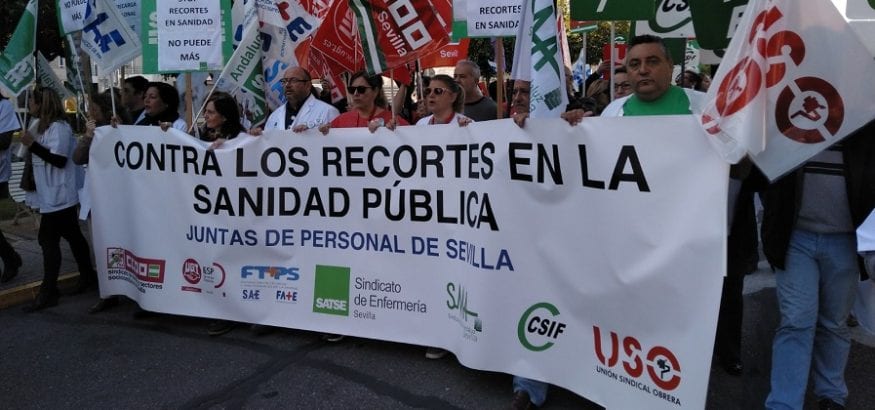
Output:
[264, 94, 340, 131]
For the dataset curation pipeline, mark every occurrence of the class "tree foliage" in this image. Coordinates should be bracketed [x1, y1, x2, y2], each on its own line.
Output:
[1, 0, 64, 60]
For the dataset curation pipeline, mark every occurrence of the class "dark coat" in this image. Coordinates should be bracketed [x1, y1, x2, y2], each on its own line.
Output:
[760, 119, 875, 273]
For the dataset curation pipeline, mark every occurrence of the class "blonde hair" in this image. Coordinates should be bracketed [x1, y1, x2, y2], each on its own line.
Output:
[33, 87, 67, 134]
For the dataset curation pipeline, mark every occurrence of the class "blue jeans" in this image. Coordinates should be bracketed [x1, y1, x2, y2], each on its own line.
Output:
[765, 230, 858, 409]
[512, 376, 548, 407]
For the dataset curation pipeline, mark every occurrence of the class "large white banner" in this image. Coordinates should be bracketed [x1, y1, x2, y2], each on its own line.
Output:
[89, 118, 727, 410]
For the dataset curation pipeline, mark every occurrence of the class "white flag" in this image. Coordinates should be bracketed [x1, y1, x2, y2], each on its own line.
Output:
[511, 0, 568, 118]
[36, 52, 73, 101]
[699, 0, 875, 179]
[214, 17, 268, 126]
[81, 0, 142, 75]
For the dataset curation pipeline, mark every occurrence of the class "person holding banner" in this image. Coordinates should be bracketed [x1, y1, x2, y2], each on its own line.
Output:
[258, 67, 340, 133]
[454, 60, 497, 122]
[319, 71, 409, 135]
[19, 87, 97, 312]
[415, 75, 472, 127]
[761, 119, 875, 409]
[198, 92, 244, 147]
[0, 93, 23, 284]
[122, 76, 149, 124]
[136, 82, 186, 131]
[73, 88, 130, 314]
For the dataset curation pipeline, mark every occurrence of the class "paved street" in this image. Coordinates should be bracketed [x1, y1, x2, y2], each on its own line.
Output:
[2, 221, 875, 409]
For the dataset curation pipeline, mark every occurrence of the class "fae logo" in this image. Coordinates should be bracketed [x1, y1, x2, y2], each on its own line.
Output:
[276, 290, 298, 302]
[518, 302, 566, 352]
[312, 265, 350, 316]
[241, 266, 300, 281]
[593, 326, 682, 391]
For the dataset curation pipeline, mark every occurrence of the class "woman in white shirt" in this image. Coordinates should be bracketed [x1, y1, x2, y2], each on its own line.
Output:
[415, 74, 472, 127]
[19, 87, 97, 312]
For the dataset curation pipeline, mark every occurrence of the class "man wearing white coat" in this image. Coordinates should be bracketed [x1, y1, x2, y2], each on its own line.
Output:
[262, 66, 340, 132]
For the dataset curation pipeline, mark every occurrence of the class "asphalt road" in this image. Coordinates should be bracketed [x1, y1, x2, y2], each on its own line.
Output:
[2, 266, 874, 409]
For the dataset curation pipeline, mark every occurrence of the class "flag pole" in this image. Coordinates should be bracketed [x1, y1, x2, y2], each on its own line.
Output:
[496, 38, 505, 119]
[185, 72, 194, 131]
[110, 70, 118, 119]
[609, 21, 615, 102]
[66, 34, 90, 115]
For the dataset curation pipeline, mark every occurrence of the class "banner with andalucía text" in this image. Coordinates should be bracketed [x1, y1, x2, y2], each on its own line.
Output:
[89, 118, 728, 410]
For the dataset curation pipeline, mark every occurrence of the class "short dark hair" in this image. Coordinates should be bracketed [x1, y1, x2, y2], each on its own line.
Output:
[124, 75, 149, 94]
[627, 35, 672, 65]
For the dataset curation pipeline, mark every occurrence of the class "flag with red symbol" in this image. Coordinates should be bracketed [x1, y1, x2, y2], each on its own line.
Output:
[699, 0, 875, 180]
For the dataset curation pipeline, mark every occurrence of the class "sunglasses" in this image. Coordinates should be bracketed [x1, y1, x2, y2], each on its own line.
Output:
[424, 87, 450, 97]
[348, 86, 372, 95]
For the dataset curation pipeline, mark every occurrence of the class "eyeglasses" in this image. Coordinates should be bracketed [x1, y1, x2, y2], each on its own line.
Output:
[348, 86, 372, 95]
[424, 87, 450, 97]
[614, 82, 632, 90]
[279, 78, 308, 85]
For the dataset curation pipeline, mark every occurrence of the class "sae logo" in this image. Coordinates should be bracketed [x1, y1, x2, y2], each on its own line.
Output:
[312, 265, 350, 316]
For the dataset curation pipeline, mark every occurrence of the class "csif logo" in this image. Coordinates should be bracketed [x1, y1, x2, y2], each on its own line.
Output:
[593, 326, 682, 391]
[241, 266, 300, 281]
[518, 302, 566, 351]
[312, 265, 350, 316]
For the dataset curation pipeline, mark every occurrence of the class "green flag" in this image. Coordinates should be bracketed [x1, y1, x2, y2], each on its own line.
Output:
[0, 0, 37, 96]
[570, 0, 655, 21]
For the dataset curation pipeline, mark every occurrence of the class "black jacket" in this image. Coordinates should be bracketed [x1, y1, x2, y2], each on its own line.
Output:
[760, 119, 875, 272]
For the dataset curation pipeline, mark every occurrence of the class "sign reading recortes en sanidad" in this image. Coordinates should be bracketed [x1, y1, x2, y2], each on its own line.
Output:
[466, 0, 523, 38]
[141, 0, 233, 73]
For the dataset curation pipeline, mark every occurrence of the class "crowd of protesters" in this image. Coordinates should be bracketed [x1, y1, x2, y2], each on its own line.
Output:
[2, 33, 873, 410]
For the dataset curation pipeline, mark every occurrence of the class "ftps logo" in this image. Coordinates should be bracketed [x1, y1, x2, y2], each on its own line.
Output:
[312, 265, 350, 316]
[517, 302, 566, 352]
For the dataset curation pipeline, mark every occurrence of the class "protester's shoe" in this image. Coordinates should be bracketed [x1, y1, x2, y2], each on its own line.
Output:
[89, 296, 120, 314]
[321, 333, 345, 342]
[207, 320, 236, 337]
[818, 398, 845, 410]
[250, 324, 274, 336]
[425, 347, 448, 360]
[0, 253, 22, 283]
[511, 390, 537, 410]
[66, 277, 98, 295]
[23, 291, 59, 313]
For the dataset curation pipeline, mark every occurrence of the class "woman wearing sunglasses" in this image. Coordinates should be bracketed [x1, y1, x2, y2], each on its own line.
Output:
[416, 74, 472, 127]
[320, 71, 408, 134]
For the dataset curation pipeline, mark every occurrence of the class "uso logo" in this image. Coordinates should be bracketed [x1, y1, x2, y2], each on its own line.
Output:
[593, 326, 681, 391]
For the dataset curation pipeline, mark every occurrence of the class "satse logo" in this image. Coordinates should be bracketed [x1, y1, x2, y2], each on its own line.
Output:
[312, 265, 350, 316]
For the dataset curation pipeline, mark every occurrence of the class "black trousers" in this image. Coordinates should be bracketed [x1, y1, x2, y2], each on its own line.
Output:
[37, 205, 95, 293]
